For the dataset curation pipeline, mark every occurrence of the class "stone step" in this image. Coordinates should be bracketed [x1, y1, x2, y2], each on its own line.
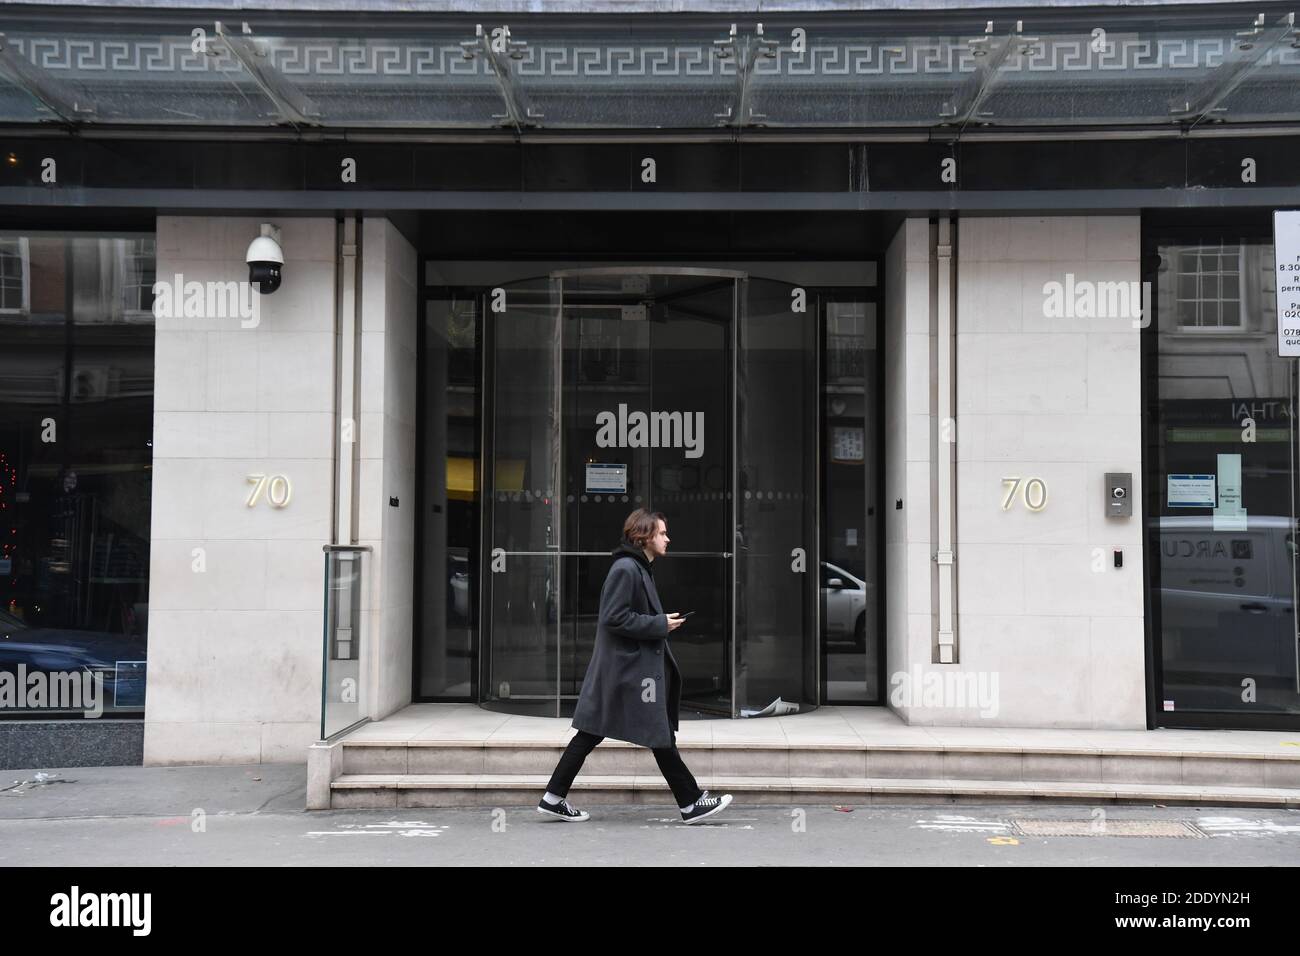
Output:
[328, 772, 1300, 809]
[337, 740, 1300, 790]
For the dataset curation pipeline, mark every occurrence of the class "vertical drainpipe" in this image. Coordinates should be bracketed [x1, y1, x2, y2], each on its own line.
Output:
[335, 216, 360, 545]
[334, 215, 368, 719]
[934, 217, 958, 664]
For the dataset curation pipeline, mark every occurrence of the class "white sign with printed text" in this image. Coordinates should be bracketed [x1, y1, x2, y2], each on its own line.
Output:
[1275, 210, 1300, 357]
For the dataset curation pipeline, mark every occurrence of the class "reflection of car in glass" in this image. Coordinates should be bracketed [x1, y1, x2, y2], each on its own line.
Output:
[821, 561, 868, 650]
[0, 609, 145, 709]
[448, 549, 471, 623]
[1156, 515, 1300, 688]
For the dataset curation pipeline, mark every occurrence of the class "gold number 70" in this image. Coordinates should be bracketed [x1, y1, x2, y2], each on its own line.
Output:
[1001, 476, 1047, 511]
[246, 473, 292, 508]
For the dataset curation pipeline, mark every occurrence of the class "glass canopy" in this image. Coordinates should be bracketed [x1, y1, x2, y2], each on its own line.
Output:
[0, 8, 1297, 130]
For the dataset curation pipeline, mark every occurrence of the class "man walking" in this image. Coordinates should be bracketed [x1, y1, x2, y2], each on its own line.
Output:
[538, 508, 733, 824]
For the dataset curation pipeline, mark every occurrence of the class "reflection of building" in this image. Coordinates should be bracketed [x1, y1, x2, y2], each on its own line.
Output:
[1156, 242, 1284, 401]
[1, 2, 1300, 773]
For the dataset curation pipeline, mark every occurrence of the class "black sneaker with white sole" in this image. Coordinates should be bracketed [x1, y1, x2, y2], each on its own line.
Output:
[680, 792, 733, 824]
[537, 796, 590, 822]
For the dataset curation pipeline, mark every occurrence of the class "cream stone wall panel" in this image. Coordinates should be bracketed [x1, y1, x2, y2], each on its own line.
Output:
[149, 458, 207, 540]
[1088, 617, 1148, 727]
[147, 539, 269, 612]
[193, 458, 333, 541]
[261, 722, 321, 763]
[1022, 262, 1144, 336]
[1007, 413, 1141, 463]
[954, 215, 1144, 729]
[146, 215, 338, 765]
[906, 412, 931, 463]
[250, 259, 336, 334]
[958, 260, 1024, 333]
[905, 332, 932, 414]
[204, 331, 260, 412]
[956, 613, 1094, 727]
[1087, 334, 1141, 414]
[169, 610, 322, 722]
[1086, 216, 1141, 259]
[957, 460, 1090, 546]
[357, 218, 418, 724]
[883, 218, 937, 722]
[264, 412, 335, 461]
[154, 330, 208, 411]
[1021, 543, 1144, 618]
[357, 457, 386, 543]
[904, 459, 932, 544]
[154, 411, 262, 460]
[257, 332, 336, 413]
[144, 722, 263, 766]
[981, 332, 1089, 414]
[906, 540, 933, 619]
[265, 539, 336, 612]
[955, 543, 1025, 616]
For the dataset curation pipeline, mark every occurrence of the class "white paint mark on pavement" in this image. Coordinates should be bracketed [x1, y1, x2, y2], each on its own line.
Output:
[306, 820, 448, 838]
[914, 814, 1009, 833]
[1196, 816, 1300, 836]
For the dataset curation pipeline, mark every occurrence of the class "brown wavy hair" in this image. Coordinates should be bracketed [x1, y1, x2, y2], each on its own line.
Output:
[622, 508, 667, 549]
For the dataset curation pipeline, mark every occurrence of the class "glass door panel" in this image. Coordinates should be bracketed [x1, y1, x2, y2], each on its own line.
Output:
[482, 276, 562, 716]
[821, 297, 881, 703]
[734, 277, 820, 716]
[557, 270, 736, 716]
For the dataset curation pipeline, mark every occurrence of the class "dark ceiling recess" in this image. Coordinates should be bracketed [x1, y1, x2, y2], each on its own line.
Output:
[418, 210, 894, 259]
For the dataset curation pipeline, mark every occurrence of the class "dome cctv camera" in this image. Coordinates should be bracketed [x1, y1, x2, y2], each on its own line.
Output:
[246, 223, 283, 294]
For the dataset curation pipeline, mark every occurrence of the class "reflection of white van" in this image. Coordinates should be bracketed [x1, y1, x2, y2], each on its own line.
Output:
[448, 548, 471, 623]
[1157, 515, 1300, 684]
[820, 561, 870, 650]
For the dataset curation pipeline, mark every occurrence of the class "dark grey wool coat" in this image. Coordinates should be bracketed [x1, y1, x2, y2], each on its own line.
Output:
[570, 539, 682, 749]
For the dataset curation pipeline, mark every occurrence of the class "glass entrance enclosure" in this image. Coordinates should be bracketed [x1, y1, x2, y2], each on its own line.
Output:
[1147, 229, 1300, 723]
[479, 269, 818, 718]
[419, 250, 883, 718]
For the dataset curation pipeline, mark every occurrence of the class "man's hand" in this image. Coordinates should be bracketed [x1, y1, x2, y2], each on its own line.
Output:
[666, 613, 686, 633]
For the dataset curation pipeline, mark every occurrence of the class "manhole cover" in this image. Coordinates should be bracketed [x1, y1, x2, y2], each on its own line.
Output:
[1010, 820, 1205, 838]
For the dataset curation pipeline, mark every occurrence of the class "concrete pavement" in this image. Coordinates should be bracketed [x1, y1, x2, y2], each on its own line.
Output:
[3, 763, 1300, 866]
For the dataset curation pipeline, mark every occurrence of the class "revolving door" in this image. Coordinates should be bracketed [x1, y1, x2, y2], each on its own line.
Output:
[480, 268, 818, 718]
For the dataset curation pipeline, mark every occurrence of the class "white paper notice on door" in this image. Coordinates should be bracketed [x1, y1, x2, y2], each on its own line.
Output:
[585, 462, 627, 494]
[1167, 474, 1215, 508]
[1213, 453, 1247, 531]
[1274, 209, 1300, 357]
[831, 426, 864, 463]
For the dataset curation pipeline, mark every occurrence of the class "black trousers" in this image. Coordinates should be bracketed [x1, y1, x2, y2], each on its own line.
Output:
[545, 729, 703, 808]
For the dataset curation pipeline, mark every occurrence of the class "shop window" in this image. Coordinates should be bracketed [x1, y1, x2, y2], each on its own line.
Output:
[0, 233, 154, 718]
[1149, 233, 1300, 721]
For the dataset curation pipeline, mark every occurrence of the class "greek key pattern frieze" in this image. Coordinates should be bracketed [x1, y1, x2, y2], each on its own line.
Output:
[5, 33, 1297, 83]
